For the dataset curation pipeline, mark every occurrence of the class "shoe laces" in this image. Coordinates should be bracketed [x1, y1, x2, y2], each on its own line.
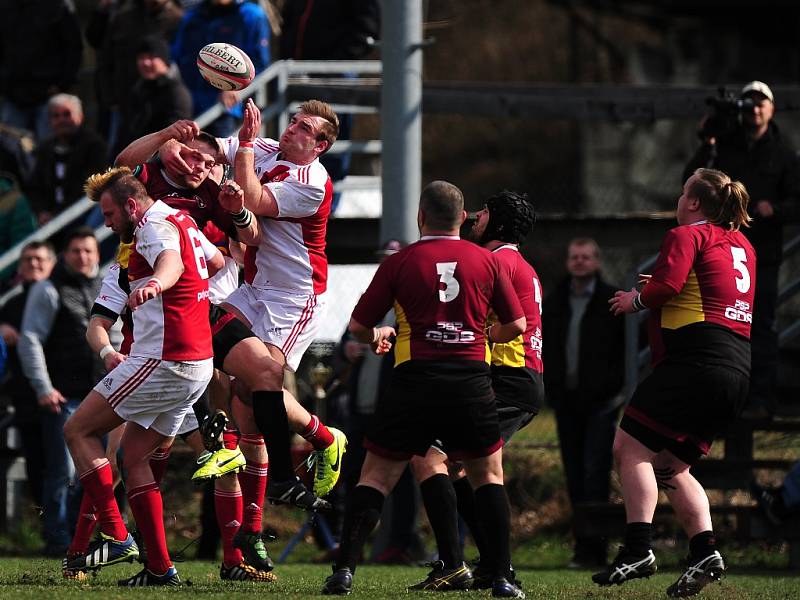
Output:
[304, 450, 322, 472]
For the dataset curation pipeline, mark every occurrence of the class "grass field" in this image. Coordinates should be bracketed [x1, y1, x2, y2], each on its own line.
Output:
[0, 560, 798, 599]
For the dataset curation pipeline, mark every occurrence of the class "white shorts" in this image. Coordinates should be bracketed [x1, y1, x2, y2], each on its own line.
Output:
[94, 356, 214, 437]
[177, 408, 200, 437]
[223, 285, 327, 371]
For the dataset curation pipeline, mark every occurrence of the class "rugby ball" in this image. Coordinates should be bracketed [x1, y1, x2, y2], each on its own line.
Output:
[196, 42, 255, 91]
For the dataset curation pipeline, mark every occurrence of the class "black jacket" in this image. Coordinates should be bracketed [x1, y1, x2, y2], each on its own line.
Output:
[43, 262, 104, 399]
[542, 276, 625, 408]
[683, 121, 800, 266]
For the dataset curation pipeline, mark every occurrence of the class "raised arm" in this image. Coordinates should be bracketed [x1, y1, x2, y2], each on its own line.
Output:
[235, 99, 280, 217]
[217, 179, 261, 245]
[115, 120, 199, 168]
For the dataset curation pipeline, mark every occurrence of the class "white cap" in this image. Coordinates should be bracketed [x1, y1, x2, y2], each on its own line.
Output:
[741, 81, 774, 103]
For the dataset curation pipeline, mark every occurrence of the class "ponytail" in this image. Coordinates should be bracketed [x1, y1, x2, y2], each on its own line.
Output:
[689, 168, 752, 231]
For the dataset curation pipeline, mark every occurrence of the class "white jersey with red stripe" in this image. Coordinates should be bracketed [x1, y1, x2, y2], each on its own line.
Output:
[219, 136, 332, 295]
[127, 200, 214, 361]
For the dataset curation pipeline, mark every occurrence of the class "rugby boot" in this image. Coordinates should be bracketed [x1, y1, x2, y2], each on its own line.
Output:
[191, 447, 246, 482]
[61, 555, 87, 581]
[220, 560, 277, 582]
[307, 427, 348, 497]
[666, 551, 725, 597]
[592, 546, 656, 586]
[492, 577, 526, 598]
[472, 560, 521, 590]
[201, 409, 229, 452]
[267, 476, 331, 511]
[322, 566, 353, 595]
[407, 560, 473, 591]
[65, 532, 139, 571]
[233, 530, 274, 572]
[118, 565, 181, 587]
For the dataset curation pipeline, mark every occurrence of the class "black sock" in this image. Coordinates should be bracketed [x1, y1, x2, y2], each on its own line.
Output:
[252, 390, 293, 481]
[473, 483, 512, 579]
[452, 476, 488, 558]
[420, 474, 463, 569]
[336, 485, 384, 573]
[624, 522, 653, 556]
[689, 530, 716, 559]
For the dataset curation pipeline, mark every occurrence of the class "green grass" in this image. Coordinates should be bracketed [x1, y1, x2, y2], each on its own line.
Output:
[0, 559, 798, 599]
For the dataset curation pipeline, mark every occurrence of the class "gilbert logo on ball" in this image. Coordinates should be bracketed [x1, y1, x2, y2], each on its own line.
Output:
[197, 42, 255, 91]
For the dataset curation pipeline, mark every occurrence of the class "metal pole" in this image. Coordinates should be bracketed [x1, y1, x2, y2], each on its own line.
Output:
[380, 0, 423, 245]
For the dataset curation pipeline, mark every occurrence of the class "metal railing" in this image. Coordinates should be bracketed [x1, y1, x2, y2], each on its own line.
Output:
[623, 230, 800, 398]
[0, 59, 383, 302]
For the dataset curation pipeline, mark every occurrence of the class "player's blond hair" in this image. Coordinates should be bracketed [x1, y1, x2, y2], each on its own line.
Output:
[689, 168, 752, 231]
[84, 166, 148, 205]
[299, 99, 339, 153]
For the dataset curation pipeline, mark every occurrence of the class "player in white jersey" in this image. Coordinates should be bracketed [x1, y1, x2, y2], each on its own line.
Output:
[160, 99, 347, 508]
[63, 168, 216, 587]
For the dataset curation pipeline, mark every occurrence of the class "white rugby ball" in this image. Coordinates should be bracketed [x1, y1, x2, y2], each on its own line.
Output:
[196, 42, 255, 91]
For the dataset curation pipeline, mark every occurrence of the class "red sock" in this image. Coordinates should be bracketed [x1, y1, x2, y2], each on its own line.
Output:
[128, 482, 172, 574]
[301, 414, 334, 450]
[149, 446, 171, 486]
[68, 492, 97, 556]
[79, 461, 127, 541]
[239, 433, 268, 534]
[223, 427, 240, 450]
[214, 488, 243, 567]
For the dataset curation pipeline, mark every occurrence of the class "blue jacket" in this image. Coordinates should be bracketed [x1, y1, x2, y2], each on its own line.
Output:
[172, 0, 270, 119]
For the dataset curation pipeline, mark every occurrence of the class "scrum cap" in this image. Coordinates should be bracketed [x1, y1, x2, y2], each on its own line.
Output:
[482, 190, 536, 245]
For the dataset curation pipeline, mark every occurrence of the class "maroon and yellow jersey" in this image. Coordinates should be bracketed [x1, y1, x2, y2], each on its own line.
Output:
[644, 222, 756, 371]
[489, 245, 543, 373]
[352, 236, 524, 365]
[133, 162, 236, 238]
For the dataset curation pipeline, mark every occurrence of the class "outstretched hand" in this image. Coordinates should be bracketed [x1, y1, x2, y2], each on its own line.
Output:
[165, 119, 199, 143]
[239, 98, 262, 142]
[159, 139, 193, 176]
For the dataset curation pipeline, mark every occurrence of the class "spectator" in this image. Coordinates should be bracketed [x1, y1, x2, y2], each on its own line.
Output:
[0, 0, 83, 141]
[0, 241, 57, 509]
[0, 173, 37, 257]
[279, 0, 380, 214]
[26, 95, 108, 227]
[115, 36, 193, 156]
[0, 123, 35, 184]
[542, 238, 624, 569]
[17, 228, 103, 556]
[86, 0, 184, 154]
[683, 81, 800, 419]
[172, 0, 271, 137]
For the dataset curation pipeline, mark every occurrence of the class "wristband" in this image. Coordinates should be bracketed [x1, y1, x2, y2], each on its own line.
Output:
[99, 345, 115, 360]
[236, 146, 254, 154]
[238, 140, 254, 148]
[632, 292, 646, 312]
[231, 207, 253, 228]
[145, 277, 163, 295]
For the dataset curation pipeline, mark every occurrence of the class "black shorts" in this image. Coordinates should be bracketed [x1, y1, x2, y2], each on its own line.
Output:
[492, 366, 542, 440]
[620, 360, 749, 465]
[210, 304, 258, 371]
[364, 360, 503, 461]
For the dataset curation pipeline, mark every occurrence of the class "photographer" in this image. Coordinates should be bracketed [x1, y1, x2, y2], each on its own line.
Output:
[683, 81, 800, 418]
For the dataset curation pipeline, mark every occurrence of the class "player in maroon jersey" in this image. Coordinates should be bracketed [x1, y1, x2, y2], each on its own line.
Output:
[408, 190, 543, 591]
[63, 168, 219, 586]
[594, 168, 756, 597]
[321, 181, 526, 598]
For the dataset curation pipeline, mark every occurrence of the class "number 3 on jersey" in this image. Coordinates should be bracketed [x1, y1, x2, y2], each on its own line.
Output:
[187, 227, 210, 280]
[436, 262, 460, 302]
[731, 246, 750, 293]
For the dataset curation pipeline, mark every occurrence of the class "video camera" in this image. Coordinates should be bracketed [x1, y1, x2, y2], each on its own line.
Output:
[698, 87, 756, 140]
